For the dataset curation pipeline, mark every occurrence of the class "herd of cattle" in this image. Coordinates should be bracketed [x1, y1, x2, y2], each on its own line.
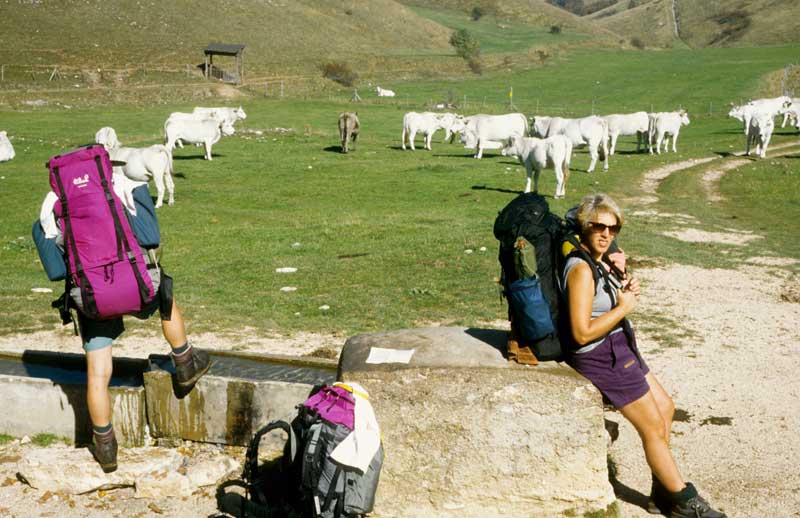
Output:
[1, 95, 798, 204]
[336, 94, 798, 198]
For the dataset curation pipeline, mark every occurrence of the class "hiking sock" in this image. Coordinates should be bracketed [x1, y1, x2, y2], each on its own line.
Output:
[92, 423, 113, 435]
[667, 482, 699, 505]
[170, 341, 191, 358]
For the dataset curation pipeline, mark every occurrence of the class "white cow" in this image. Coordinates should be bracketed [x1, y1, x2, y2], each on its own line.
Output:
[401, 112, 446, 151]
[532, 115, 609, 172]
[501, 134, 572, 198]
[782, 102, 800, 130]
[460, 113, 528, 159]
[95, 127, 175, 208]
[438, 112, 467, 143]
[729, 96, 791, 134]
[746, 112, 774, 159]
[602, 111, 649, 155]
[165, 107, 243, 149]
[649, 110, 690, 154]
[164, 118, 235, 160]
[376, 86, 395, 97]
[0, 131, 15, 162]
[780, 99, 799, 128]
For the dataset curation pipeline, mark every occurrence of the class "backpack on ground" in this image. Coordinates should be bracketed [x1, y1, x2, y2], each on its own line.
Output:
[225, 384, 384, 518]
[493, 192, 620, 362]
[45, 145, 155, 320]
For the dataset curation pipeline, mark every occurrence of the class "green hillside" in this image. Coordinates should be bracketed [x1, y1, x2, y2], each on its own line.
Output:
[0, 0, 453, 76]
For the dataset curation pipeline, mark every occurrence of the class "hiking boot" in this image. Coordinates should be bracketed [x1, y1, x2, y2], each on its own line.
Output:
[90, 429, 118, 473]
[669, 484, 726, 518]
[172, 346, 212, 392]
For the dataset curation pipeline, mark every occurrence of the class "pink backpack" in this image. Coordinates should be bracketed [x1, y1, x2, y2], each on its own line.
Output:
[48, 145, 155, 319]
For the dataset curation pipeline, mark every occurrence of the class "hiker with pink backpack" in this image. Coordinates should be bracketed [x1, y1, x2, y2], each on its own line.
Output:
[33, 145, 212, 473]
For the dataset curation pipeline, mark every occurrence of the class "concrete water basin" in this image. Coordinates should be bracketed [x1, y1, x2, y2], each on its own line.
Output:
[0, 349, 337, 447]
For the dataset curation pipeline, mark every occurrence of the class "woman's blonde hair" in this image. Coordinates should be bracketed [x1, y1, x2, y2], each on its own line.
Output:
[575, 193, 624, 234]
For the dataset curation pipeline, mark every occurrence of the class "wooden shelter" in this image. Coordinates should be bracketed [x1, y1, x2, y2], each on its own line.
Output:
[203, 43, 245, 85]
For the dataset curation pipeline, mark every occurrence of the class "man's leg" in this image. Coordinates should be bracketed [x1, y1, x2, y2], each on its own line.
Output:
[162, 298, 212, 396]
[81, 316, 122, 474]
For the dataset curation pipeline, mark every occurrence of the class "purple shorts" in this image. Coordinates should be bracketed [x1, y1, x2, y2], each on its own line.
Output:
[566, 329, 650, 409]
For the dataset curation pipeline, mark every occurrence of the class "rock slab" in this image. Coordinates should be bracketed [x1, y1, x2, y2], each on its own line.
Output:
[338, 327, 616, 517]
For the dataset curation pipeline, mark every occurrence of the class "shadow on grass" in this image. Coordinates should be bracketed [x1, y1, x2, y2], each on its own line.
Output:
[471, 184, 523, 195]
[323, 145, 344, 153]
[173, 154, 223, 161]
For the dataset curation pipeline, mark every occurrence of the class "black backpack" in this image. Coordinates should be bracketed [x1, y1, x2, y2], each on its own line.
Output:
[493, 193, 622, 362]
[220, 390, 383, 518]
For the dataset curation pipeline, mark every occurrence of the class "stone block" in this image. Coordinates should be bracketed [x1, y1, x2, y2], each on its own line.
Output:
[143, 370, 314, 446]
[18, 445, 183, 495]
[338, 327, 616, 517]
[0, 374, 146, 447]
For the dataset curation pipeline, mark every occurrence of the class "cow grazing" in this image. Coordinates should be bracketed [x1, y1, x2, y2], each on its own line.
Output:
[401, 112, 447, 151]
[438, 112, 467, 143]
[0, 131, 16, 162]
[780, 99, 800, 128]
[729, 96, 791, 134]
[376, 86, 395, 97]
[164, 107, 244, 149]
[501, 134, 572, 198]
[602, 112, 649, 155]
[649, 110, 690, 154]
[338, 112, 360, 153]
[460, 113, 528, 159]
[164, 118, 235, 160]
[782, 102, 800, 130]
[532, 115, 608, 172]
[95, 127, 175, 208]
[746, 112, 774, 159]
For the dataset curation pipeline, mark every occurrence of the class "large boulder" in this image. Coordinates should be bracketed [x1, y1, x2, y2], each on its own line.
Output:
[337, 327, 616, 517]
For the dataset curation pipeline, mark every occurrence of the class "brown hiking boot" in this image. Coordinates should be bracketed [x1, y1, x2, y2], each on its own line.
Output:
[90, 429, 118, 473]
[507, 329, 538, 366]
[172, 346, 212, 394]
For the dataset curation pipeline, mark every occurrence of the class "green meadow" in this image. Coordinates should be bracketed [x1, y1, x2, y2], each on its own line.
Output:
[2, 44, 798, 338]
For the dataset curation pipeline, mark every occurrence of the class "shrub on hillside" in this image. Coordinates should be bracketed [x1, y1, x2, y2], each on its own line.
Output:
[321, 61, 357, 87]
[450, 28, 481, 61]
[471, 6, 484, 21]
[631, 37, 645, 49]
[549, 25, 562, 34]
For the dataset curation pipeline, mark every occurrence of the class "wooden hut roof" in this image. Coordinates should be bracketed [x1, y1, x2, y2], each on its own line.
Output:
[204, 43, 245, 56]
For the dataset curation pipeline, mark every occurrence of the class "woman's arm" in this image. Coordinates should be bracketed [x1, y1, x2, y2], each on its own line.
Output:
[567, 261, 637, 345]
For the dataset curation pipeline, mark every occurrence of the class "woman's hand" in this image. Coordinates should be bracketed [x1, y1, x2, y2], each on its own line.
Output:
[617, 276, 640, 314]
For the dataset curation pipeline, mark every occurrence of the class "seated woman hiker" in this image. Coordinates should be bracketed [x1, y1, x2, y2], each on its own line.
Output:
[562, 193, 725, 518]
[36, 169, 212, 474]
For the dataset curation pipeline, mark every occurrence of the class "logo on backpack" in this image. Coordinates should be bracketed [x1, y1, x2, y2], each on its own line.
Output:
[72, 174, 90, 187]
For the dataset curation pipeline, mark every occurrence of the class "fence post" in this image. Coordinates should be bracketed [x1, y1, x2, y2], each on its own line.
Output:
[280, 81, 284, 98]
[1, 64, 4, 82]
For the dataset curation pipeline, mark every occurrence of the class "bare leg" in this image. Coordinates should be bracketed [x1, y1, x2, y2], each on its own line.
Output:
[86, 347, 113, 427]
[162, 299, 188, 350]
[619, 390, 685, 493]
[646, 372, 675, 444]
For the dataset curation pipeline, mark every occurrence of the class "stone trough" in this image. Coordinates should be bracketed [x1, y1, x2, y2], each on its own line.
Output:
[0, 350, 336, 448]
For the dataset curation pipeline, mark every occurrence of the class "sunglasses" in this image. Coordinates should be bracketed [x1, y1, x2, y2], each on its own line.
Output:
[587, 221, 621, 235]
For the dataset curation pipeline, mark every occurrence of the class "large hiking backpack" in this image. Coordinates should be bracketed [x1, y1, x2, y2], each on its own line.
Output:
[235, 384, 384, 518]
[47, 145, 155, 319]
[494, 193, 624, 362]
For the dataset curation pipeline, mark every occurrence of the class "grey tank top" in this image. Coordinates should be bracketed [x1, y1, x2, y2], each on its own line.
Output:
[563, 256, 623, 354]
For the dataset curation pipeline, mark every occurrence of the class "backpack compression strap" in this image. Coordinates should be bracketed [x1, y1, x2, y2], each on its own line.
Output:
[94, 155, 152, 306]
[52, 166, 100, 318]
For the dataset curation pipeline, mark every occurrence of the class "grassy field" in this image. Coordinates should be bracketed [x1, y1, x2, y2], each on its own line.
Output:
[1, 44, 798, 339]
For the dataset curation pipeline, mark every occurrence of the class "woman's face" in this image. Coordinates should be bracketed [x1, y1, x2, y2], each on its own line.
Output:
[583, 210, 620, 256]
